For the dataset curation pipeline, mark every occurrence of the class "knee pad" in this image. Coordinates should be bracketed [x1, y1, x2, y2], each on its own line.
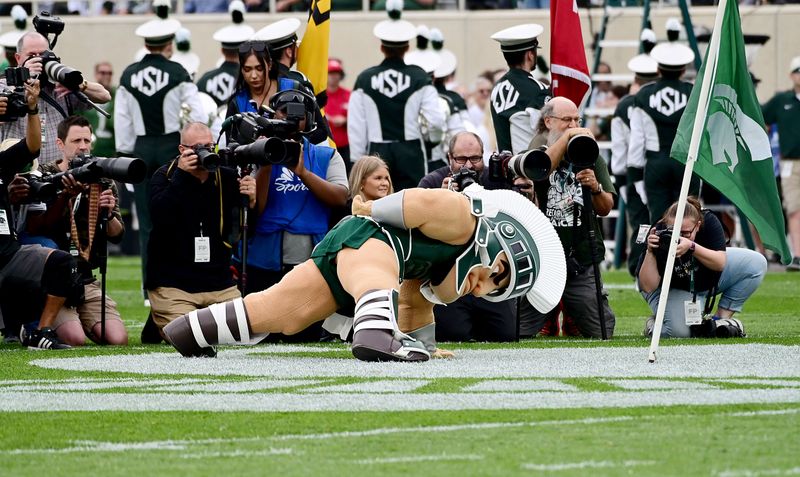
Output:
[42, 250, 83, 305]
[351, 289, 429, 362]
[163, 298, 267, 358]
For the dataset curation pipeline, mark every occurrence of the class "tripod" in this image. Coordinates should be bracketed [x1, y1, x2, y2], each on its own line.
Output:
[237, 166, 253, 296]
[96, 180, 113, 345]
[579, 182, 609, 340]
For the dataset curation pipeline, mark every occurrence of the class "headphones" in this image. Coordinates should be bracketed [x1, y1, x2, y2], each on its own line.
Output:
[268, 88, 317, 134]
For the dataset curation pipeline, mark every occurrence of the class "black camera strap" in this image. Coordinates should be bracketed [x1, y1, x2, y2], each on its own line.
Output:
[39, 90, 70, 119]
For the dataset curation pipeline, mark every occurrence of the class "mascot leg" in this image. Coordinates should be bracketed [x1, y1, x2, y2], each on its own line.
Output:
[163, 298, 265, 357]
[351, 289, 430, 362]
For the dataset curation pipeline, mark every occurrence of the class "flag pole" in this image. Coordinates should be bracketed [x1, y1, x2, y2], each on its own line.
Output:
[648, 0, 728, 363]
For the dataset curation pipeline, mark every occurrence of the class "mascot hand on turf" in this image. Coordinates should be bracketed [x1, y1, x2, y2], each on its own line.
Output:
[351, 194, 372, 217]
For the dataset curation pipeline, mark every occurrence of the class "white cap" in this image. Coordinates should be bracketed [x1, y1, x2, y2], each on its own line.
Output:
[135, 18, 181, 46]
[172, 51, 199, 77]
[0, 30, 25, 50]
[434, 49, 457, 79]
[627, 53, 658, 76]
[253, 18, 301, 50]
[406, 50, 440, 74]
[491, 24, 544, 53]
[650, 42, 694, 70]
[374, 0, 415, 46]
[790, 56, 800, 74]
[213, 0, 254, 48]
[640, 28, 656, 44]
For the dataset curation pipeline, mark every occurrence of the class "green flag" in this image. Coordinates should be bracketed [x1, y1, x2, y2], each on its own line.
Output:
[671, 0, 791, 263]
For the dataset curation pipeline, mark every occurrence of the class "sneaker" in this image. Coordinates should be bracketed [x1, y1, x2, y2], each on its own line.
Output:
[561, 314, 582, 337]
[714, 318, 747, 338]
[20, 326, 71, 350]
[643, 315, 655, 337]
[787, 256, 800, 272]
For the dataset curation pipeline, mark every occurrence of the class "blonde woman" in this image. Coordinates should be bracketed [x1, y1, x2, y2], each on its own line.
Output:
[349, 156, 393, 201]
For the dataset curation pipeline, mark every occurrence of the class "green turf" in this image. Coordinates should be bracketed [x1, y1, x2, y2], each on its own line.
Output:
[0, 256, 798, 477]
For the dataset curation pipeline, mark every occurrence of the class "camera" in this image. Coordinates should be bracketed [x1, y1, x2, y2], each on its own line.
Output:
[27, 154, 147, 201]
[653, 222, 673, 250]
[489, 148, 554, 183]
[192, 146, 220, 172]
[38, 50, 84, 92]
[449, 167, 479, 191]
[0, 67, 31, 122]
[219, 138, 302, 169]
[225, 109, 303, 146]
[15, 172, 58, 204]
[565, 134, 599, 171]
[33, 12, 65, 49]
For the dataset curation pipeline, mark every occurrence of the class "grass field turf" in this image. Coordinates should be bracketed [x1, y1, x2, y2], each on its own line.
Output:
[1, 256, 798, 476]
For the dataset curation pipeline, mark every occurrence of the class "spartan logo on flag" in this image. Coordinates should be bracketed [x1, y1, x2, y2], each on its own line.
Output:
[707, 84, 771, 173]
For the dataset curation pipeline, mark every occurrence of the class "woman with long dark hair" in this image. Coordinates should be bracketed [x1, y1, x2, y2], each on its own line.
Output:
[225, 40, 278, 118]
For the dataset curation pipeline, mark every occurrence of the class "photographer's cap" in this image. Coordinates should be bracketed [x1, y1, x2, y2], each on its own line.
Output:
[491, 24, 544, 53]
[253, 18, 301, 50]
[649, 42, 694, 70]
[135, 18, 181, 47]
[373, 0, 416, 47]
[790, 56, 800, 74]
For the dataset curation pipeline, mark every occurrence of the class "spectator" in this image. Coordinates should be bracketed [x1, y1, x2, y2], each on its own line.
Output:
[528, 96, 617, 338]
[0, 32, 110, 165]
[347, 4, 445, 190]
[145, 122, 256, 337]
[239, 89, 348, 342]
[326, 58, 351, 164]
[637, 197, 767, 338]
[163, 187, 564, 361]
[225, 39, 276, 120]
[0, 77, 75, 350]
[196, 2, 254, 108]
[80, 62, 116, 158]
[184, 0, 229, 12]
[489, 24, 552, 154]
[349, 155, 393, 202]
[628, 41, 698, 224]
[762, 56, 800, 270]
[612, 52, 659, 276]
[254, 18, 331, 144]
[418, 131, 520, 342]
[26, 115, 128, 346]
[115, 13, 206, 299]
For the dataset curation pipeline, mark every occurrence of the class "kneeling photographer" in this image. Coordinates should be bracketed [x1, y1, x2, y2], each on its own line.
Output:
[0, 76, 76, 349]
[22, 116, 130, 346]
[637, 197, 767, 338]
[234, 89, 348, 342]
[143, 122, 256, 341]
[522, 97, 617, 339]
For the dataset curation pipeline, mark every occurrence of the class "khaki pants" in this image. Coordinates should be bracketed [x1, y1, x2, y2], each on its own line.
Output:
[53, 280, 122, 333]
[149, 285, 242, 330]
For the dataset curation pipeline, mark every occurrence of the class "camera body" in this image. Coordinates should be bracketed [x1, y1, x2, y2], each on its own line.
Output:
[489, 148, 553, 183]
[450, 167, 479, 191]
[0, 67, 31, 122]
[28, 154, 146, 201]
[222, 110, 303, 168]
[192, 146, 220, 172]
[33, 12, 65, 38]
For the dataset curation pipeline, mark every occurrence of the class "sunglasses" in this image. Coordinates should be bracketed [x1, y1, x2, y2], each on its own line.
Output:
[239, 41, 268, 55]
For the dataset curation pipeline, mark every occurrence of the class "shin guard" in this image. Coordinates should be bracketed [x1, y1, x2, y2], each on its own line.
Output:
[351, 289, 430, 362]
[163, 298, 268, 357]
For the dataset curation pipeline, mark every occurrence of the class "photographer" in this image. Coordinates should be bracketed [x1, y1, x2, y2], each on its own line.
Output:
[637, 197, 767, 338]
[243, 89, 348, 341]
[145, 122, 256, 337]
[527, 96, 617, 339]
[0, 77, 73, 349]
[22, 115, 127, 346]
[417, 131, 524, 342]
[1, 32, 110, 165]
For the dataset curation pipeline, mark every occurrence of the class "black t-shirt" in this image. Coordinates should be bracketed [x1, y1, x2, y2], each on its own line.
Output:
[639, 210, 727, 293]
[0, 140, 39, 267]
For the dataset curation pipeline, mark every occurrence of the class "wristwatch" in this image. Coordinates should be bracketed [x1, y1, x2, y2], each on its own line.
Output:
[591, 184, 604, 195]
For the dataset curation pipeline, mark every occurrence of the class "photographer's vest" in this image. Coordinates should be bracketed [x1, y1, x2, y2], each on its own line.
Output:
[490, 68, 551, 154]
[248, 138, 335, 271]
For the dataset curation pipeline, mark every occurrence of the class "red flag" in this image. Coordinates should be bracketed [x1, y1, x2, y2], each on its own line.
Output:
[550, 0, 592, 108]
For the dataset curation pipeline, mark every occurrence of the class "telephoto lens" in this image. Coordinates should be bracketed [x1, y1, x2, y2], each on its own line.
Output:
[193, 147, 220, 172]
[565, 134, 599, 171]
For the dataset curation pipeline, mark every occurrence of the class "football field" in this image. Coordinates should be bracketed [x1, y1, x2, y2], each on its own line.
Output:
[1, 257, 798, 476]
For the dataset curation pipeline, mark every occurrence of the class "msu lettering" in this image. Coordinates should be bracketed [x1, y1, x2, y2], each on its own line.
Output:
[649, 87, 687, 116]
[130, 67, 169, 97]
[491, 80, 520, 114]
[370, 69, 410, 98]
[206, 73, 236, 103]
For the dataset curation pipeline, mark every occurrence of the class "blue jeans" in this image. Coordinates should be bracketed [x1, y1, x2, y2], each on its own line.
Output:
[640, 248, 767, 338]
[18, 233, 58, 249]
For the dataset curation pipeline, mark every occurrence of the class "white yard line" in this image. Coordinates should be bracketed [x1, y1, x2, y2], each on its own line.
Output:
[522, 460, 656, 471]
[356, 454, 484, 464]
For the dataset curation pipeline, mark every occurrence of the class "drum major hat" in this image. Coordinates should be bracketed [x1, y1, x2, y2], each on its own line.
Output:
[373, 0, 416, 47]
[253, 18, 301, 50]
[213, 0, 254, 49]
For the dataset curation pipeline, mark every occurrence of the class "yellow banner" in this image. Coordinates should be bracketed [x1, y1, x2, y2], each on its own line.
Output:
[296, 0, 331, 96]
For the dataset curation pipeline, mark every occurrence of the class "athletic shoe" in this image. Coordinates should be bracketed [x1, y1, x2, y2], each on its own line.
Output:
[787, 256, 800, 272]
[643, 315, 655, 337]
[140, 313, 163, 344]
[20, 326, 71, 350]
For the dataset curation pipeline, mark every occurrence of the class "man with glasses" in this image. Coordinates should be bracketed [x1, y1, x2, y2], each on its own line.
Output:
[115, 15, 206, 302]
[526, 96, 617, 339]
[144, 122, 256, 338]
[489, 24, 551, 154]
[417, 131, 523, 342]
